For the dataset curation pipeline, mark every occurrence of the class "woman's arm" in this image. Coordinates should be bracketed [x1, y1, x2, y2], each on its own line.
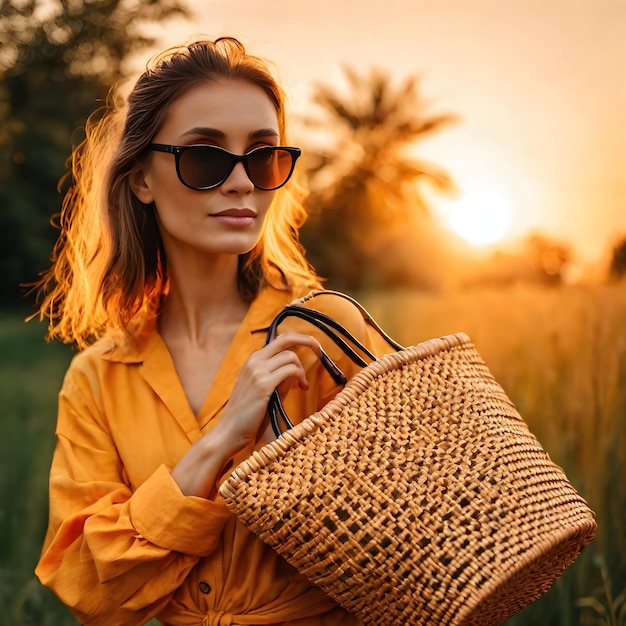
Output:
[37, 332, 322, 625]
[36, 374, 232, 626]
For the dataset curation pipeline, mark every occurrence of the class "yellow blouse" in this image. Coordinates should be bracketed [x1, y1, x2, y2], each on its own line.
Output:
[36, 285, 395, 626]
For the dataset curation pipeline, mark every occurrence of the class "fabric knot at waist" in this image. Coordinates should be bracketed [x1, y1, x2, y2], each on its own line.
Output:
[202, 610, 237, 626]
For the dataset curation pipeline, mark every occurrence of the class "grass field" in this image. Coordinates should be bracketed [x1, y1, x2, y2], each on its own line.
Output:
[0, 282, 624, 625]
[0, 311, 74, 625]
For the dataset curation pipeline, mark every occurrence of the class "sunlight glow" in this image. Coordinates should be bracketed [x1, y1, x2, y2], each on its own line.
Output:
[447, 185, 515, 246]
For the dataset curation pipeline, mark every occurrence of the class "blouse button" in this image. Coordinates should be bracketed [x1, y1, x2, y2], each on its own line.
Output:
[199, 581, 211, 594]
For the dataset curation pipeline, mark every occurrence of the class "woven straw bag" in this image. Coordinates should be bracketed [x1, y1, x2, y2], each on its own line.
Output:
[219, 291, 597, 625]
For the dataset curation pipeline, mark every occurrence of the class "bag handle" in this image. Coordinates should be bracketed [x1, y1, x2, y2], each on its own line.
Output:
[265, 290, 403, 437]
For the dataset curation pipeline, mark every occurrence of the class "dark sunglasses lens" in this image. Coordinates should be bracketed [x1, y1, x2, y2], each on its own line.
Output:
[247, 148, 294, 190]
[179, 147, 234, 189]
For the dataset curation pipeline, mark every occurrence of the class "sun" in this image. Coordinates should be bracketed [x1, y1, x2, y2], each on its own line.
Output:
[446, 184, 515, 246]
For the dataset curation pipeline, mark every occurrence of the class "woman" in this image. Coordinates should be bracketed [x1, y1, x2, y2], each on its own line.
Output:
[34, 38, 393, 625]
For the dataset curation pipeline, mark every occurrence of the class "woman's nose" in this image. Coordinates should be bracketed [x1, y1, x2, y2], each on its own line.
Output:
[220, 161, 254, 194]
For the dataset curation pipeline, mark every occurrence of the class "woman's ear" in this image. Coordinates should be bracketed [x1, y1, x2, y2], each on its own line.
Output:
[129, 167, 154, 204]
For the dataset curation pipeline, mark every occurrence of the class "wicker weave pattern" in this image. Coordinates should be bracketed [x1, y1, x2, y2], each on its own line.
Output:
[220, 333, 596, 625]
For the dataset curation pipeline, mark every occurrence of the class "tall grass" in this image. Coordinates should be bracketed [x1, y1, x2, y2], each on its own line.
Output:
[0, 312, 75, 625]
[1, 283, 624, 625]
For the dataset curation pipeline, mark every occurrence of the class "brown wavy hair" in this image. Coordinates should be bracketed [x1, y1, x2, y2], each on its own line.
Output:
[34, 37, 320, 348]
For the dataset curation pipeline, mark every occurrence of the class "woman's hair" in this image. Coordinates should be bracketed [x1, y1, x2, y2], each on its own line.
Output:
[34, 37, 320, 348]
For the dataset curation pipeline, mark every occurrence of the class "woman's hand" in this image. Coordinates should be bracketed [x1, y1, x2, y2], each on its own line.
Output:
[216, 332, 321, 448]
[171, 333, 320, 498]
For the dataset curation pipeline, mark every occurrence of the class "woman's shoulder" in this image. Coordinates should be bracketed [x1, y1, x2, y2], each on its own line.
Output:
[276, 287, 376, 352]
[61, 330, 142, 386]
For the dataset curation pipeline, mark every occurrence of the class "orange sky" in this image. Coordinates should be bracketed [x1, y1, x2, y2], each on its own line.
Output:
[143, 0, 626, 264]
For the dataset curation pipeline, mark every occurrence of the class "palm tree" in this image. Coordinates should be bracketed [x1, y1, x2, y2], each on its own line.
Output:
[299, 66, 457, 291]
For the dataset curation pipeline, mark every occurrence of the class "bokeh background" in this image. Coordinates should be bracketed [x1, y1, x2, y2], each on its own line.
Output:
[1, 1, 624, 624]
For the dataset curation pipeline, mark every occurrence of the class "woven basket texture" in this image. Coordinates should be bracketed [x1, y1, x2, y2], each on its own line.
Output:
[219, 333, 597, 625]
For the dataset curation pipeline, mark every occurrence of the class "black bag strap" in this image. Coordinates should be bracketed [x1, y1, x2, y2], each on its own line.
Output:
[297, 290, 404, 352]
[265, 290, 403, 437]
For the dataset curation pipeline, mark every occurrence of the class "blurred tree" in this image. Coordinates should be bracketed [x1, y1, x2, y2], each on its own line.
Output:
[299, 67, 457, 291]
[0, 0, 189, 309]
[609, 237, 626, 280]
[525, 233, 573, 285]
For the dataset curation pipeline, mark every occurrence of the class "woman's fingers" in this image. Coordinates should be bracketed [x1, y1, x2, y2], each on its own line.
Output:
[263, 332, 322, 359]
[265, 349, 307, 382]
[246, 333, 320, 390]
[266, 350, 310, 391]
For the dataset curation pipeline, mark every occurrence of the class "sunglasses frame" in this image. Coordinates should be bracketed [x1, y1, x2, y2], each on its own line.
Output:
[146, 143, 302, 191]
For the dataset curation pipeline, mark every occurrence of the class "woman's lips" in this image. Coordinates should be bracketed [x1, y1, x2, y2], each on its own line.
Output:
[210, 208, 256, 227]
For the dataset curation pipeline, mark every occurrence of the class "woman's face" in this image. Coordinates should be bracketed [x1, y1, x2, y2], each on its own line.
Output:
[132, 80, 281, 261]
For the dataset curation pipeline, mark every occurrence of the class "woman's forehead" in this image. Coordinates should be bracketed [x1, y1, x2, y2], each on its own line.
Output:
[160, 81, 281, 140]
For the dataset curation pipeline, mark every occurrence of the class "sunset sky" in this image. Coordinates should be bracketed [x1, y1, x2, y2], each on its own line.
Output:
[143, 0, 626, 264]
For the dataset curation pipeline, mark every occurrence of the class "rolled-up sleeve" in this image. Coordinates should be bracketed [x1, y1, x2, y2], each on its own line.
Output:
[130, 463, 231, 556]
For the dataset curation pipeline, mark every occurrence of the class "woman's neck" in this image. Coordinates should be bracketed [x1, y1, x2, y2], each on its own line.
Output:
[159, 254, 250, 345]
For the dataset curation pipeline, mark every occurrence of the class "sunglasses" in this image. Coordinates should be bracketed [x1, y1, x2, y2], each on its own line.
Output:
[146, 144, 301, 191]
